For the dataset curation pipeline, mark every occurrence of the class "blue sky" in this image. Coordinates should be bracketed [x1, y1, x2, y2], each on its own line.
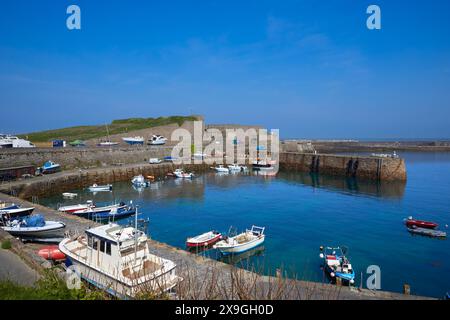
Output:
[1, 0, 450, 139]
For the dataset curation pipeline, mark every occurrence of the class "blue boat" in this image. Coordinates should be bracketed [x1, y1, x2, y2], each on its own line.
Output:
[41, 161, 61, 174]
[91, 205, 136, 223]
[319, 246, 355, 285]
[122, 137, 144, 145]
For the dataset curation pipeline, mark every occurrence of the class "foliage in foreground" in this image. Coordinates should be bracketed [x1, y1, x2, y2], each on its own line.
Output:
[1, 240, 12, 250]
[0, 268, 110, 300]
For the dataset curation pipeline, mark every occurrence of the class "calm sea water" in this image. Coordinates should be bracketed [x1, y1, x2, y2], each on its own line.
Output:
[40, 152, 450, 298]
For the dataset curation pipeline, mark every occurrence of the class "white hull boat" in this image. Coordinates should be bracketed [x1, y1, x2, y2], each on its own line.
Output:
[0, 206, 35, 218]
[59, 222, 182, 298]
[58, 201, 94, 214]
[131, 175, 150, 187]
[122, 136, 144, 145]
[62, 192, 78, 199]
[173, 169, 194, 179]
[228, 164, 248, 172]
[149, 158, 162, 164]
[212, 165, 229, 173]
[88, 184, 113, 192]
[98, 141, 119, 147]
[214, 226, 265, 255]
[0, 134, 35, 148]
[1, 215, 65, 237]
[148, 135, 167, 145]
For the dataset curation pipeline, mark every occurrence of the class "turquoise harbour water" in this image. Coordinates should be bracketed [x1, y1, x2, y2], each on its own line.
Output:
[40, 152, 450, 298]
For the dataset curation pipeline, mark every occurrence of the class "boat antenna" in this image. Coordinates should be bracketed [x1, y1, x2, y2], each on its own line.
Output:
[134, 202, 138, 263]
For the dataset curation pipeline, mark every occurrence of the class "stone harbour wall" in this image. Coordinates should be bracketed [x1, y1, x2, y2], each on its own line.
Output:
[279, 152, 407, 181]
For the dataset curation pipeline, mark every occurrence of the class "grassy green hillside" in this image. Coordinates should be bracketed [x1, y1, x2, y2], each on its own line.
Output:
[19, 116, 199, 143]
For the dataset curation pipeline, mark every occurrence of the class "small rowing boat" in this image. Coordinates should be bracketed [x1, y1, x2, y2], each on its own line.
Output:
[186, 230, 222, 248]
[213, 226, 265, 255]
[405, 216, 438, 229]
[88, 184, 113, 192]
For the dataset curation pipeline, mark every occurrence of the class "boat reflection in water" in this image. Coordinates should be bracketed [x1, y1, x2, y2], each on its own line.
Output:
[218, 246, 266, 266]
[278, 171, 406, 199]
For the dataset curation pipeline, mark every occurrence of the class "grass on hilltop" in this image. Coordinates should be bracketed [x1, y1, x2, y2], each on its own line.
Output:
[19, 115, 199, 143]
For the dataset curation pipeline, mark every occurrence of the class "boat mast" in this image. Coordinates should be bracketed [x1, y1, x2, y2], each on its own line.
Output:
[134, 204, 138, 262]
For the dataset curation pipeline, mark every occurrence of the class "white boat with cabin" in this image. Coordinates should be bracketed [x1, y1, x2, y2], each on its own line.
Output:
[0, 134, 35, 148]
[148, 135, 167, 145]
[212, 165, 229, 173]
[59, 222, 182, 298]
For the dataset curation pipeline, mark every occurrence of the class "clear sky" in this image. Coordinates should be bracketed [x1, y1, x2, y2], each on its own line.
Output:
[1, 0, 450, 139]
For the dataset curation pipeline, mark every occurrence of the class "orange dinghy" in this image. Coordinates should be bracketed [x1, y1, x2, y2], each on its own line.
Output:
[38, 245, 66, 261]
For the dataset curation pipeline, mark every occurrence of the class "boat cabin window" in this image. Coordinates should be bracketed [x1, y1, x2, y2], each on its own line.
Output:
[100, 240, 106, 253]
[106, 242, 112, 255]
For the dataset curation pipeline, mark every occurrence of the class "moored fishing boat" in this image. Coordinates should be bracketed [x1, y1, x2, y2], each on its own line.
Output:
[319, 246, 355, 285]
[59, 222, 182, 298]
[72, 202, 127, 218]
[173, 169, 194, 179]
[405, 216, 438, 229]
[186, 230, 222, 248]
[58, 201, 94, 214]
[131, 175, 150, 187]
[122, 136, 144, 145]
[91, 205, 136, 223]
[213, 226, 265, 255]
[88, 184, 113, 192]
[252, 160, 274, 170]
[228, 164, 247, 172]
[211, 165, 229, 173]
[1, 214, 65, 237]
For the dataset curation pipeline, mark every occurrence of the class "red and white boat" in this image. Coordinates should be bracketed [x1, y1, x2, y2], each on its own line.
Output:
[186, 230, 222, 248]
[58, 201, 95, 214]
[405, 216, 438, 229]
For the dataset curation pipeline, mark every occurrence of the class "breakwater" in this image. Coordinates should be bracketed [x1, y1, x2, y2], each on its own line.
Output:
[0, 148, 407, 183]
[0, 146, 173, 170]
[280, 152, 407, 181]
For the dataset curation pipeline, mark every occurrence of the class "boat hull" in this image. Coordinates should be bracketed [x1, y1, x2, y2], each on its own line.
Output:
[406, 220, 438, 229]
[3, 222, 65, 237]
[186, 234, 222, 248]
[0, 207, 35, 218]
[215, 236, 265, 255]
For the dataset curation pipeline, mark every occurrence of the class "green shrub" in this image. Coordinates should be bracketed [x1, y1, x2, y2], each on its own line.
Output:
[1, 240, 12, 250]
